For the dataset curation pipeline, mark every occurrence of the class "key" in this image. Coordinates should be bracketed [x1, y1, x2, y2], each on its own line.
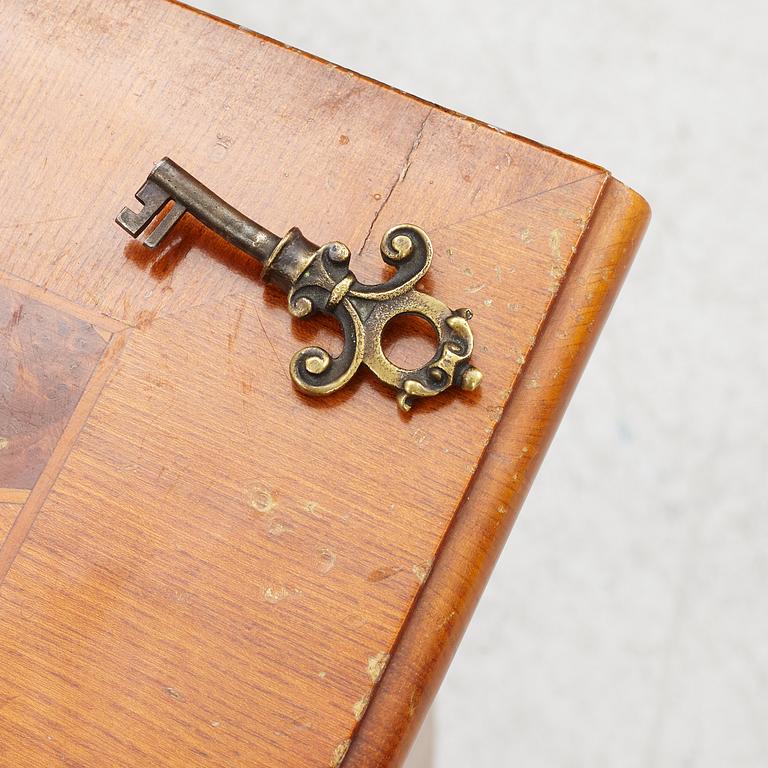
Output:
[116, 158, 481, 411]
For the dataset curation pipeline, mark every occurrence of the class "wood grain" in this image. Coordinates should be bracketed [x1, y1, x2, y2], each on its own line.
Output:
[0, 505, 22, 545]
[0, 284, 109, 490]
[345, 177, 650, 767]
[0, 1, 649, 766]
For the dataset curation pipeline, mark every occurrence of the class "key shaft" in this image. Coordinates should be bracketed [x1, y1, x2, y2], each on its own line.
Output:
[117, 158, 280, 260]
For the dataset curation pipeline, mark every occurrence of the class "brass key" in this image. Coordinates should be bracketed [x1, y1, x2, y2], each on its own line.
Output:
[116, 158, 481, 411]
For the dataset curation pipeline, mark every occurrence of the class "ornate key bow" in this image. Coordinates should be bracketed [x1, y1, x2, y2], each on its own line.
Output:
[117, 158, 481, 411]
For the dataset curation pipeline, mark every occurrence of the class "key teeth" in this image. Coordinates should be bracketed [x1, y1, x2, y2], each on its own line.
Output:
[115, 206, 144, 236]
[115, 179, 170, 237]
[144, 203, 187, 248]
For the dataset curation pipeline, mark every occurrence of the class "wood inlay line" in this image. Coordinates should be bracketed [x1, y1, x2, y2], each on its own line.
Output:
[0, 503, 22, 546]
[0, 268, 129, 335]
[0, 489, 30, 504]
[0, 330, 130, 585]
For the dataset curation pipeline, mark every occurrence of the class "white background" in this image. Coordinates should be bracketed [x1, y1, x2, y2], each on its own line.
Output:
[186, 2, 767, 765]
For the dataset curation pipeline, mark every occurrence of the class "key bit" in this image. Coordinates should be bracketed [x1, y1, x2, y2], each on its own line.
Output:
[116, 158, 481, 411]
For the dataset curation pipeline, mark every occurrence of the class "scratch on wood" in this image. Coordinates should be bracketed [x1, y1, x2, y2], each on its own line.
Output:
[431, 172, 606, 235]
[227, 297, 246, 352]
[317, 548, 336, 573]
[253, 306, 281, 368]
[408, 689, 418, 719]
[267, 518, 287, 537]
[245, 484, 276, 514]
[263, 585, 295, 604]
[549, 228, 562, 260]
[0, 213, 82, 231]
[359, 109, 432, 256]
[164, 686, 185, 702]
[330, 739, 351, 768]
[367, 651, 390, 683]
[352, 693, 370, 721]
[368, 565, 403, 583]
[411, 561, 432, 584]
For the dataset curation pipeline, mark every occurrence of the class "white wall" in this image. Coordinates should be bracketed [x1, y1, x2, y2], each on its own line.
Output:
[185, 2, 768, 765]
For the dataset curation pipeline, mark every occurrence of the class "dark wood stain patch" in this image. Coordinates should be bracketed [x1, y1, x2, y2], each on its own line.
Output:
[0, 285, 108, 490]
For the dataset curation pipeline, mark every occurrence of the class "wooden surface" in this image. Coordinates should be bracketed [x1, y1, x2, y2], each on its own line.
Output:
[0, 285, 109, 492]
[0, 2, 649, 766]
[345, 176, 650, 767]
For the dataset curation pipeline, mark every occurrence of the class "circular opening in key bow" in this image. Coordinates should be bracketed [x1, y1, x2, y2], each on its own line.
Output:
[381, 313, 439, 371]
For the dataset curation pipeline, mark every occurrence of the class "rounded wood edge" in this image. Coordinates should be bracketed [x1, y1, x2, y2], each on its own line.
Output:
[343, 177, 651, 767]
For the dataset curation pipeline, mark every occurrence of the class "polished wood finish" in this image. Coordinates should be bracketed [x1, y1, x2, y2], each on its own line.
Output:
[0, 505, 22, 545]
[0, 285, 108, 491]
[0, 2, 649, 766]
[345, 177, 649, 767]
